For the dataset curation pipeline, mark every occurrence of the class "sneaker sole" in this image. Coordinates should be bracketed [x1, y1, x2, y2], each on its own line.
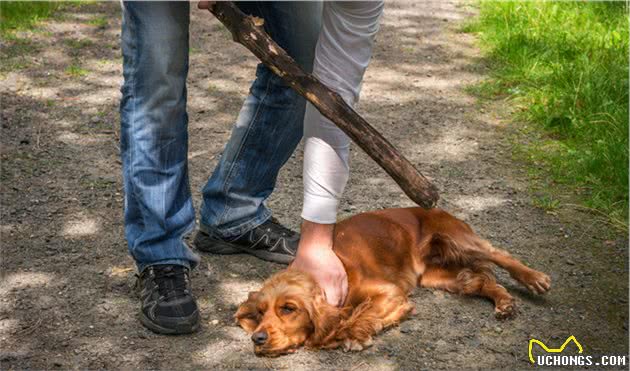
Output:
[193, 231, 294, 265]
[139, 310, 200, 335]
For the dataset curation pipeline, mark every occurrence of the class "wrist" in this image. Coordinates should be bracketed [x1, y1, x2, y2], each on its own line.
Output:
[298, 220, 336, 253]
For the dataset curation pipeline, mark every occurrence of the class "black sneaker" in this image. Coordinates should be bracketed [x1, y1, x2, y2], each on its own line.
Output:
[137, 265, 200, 335]
[193, 217, 299, 265]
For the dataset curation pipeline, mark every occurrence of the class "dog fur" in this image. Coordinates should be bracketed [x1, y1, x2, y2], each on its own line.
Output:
[235, 207, 551, 356]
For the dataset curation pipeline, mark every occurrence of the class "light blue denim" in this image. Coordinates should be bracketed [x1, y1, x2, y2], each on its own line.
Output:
[120, 1, 321, 272]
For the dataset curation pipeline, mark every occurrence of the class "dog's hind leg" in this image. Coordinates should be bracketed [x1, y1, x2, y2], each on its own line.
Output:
[429, 233, 551, 296]
[420, 266, 516, 319]
[474, 239, 551, 295]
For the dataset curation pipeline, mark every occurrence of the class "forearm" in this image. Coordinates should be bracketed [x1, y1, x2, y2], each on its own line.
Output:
[302, 122, 350, 224]
[301, 1, 384, 225]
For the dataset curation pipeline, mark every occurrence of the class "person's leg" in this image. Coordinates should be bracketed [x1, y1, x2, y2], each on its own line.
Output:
[199, 2, 322, 238]
[121, 1, 199, 272]
[120, 0, 199, 334]
[195, 2, 322, 264]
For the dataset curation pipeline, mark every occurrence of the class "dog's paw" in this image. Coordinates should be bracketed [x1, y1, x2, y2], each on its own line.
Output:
[494, 297, 516, 320]
[521, 270, 551, 295]
[342, 337, 373, 352]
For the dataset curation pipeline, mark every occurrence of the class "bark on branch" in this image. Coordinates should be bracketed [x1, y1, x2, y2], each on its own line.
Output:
[206, 2, 439, 208]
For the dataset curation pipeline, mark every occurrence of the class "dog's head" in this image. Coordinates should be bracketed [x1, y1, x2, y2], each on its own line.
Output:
[234, 270, 345, 356]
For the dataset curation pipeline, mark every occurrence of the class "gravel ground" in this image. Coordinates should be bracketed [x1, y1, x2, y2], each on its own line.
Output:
[1, 1, 627, 369]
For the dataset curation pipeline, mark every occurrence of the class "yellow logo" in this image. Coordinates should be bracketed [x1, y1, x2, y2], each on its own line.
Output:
[528, 335, 584, 363]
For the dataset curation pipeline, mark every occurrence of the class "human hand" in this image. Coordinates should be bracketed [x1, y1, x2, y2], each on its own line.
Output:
[197, 1, 216, 10]
[289, 221, 348, 307]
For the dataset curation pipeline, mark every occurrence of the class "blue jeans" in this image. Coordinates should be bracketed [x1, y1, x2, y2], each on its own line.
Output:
[120, 1, 321, 272]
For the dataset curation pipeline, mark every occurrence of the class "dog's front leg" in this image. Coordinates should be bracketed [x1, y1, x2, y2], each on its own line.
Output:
[333, 282, 414, 351]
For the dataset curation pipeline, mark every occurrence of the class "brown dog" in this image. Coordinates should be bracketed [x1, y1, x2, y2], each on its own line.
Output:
[235, 207, 551, 356]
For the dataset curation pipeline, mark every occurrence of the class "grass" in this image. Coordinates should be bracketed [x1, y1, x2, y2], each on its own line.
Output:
[0, 37, 36, 72]
[463, 1, 629, 228]
[532, 195, 561, 213]
[88, 16, 108, 29]
[65, 38, 94, 50]
[65, 64, 88, 77]
[0, 2, 62, 37]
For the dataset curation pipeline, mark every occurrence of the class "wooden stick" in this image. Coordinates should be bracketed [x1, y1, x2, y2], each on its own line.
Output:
[205, 2, 439, 208]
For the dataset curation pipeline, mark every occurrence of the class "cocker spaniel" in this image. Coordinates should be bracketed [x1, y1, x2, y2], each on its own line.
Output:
[235, 207, 551, 356]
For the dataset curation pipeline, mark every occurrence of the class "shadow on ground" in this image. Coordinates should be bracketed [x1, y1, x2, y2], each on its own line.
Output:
[1, 1, 627, 369]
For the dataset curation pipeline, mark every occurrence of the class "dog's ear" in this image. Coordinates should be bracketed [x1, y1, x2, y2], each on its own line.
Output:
[234, 291, 260, 333]
[304, 289, 345, 348]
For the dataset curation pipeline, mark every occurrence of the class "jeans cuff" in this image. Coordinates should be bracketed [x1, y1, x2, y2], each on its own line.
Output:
[137, 258, 193, 274]
[199, 207, 272, 239]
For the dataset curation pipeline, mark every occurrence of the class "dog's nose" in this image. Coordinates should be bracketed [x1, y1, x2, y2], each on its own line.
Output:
[251, 331, 268, 345]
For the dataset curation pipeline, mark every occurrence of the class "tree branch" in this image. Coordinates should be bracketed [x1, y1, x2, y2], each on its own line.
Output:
[205, 2, 439, 208]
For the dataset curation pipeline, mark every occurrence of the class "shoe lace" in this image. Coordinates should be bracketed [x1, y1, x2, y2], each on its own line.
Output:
[152, 266, 189, 301]
[265, 217, 298, 238]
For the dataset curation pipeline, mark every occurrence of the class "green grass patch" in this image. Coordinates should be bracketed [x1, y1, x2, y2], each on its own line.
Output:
[88, 16, 108, 29]
[0, 1, 62, 36]
[532, 194, 561, 212]
[0, 36, 40, 74]
[464, 1, 629, 228]
[65, 38, 94, 50]
[65, 64, 88, 77]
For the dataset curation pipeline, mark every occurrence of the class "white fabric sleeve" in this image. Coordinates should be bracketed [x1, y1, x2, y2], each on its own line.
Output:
[301, 1, 384, 224]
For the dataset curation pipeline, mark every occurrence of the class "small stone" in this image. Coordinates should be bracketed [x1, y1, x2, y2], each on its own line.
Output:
[210, 319, 219, 325]
[399, 322, 414, 333]
[494, 326, 502, 333]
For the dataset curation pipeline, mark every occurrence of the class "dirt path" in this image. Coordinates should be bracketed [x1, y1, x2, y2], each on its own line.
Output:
[1, 2, 627, 369]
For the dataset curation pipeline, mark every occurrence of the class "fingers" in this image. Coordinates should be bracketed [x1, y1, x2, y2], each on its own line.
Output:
[197, 1, 216, 10]
[323, 285, 338, 307]
[329, 274, 348, 307]
[322, 275, 347, 307]
[339, 275, 348, 307]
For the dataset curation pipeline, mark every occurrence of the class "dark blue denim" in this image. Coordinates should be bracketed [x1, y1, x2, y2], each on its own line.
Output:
[120, 1, 321, 271]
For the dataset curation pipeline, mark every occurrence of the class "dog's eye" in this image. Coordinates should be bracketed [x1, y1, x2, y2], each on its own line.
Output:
[280, 305, 296, 315]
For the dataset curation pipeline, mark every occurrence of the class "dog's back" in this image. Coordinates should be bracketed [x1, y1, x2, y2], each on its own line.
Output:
[333, 207, 428, 294]
[332, 207, 550, 318]
[332, 207, 476, 291]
